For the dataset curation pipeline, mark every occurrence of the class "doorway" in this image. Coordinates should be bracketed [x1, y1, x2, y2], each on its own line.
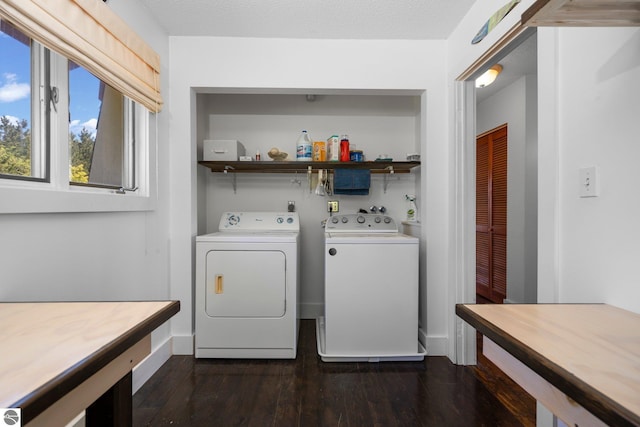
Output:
[452, 27, 538, 366]
[475, 32, 538, 307]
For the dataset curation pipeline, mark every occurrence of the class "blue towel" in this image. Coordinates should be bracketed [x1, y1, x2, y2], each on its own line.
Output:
[333, 169, 370, 195]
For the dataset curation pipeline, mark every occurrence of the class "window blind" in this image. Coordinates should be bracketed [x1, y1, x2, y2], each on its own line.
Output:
[0, 0, 163, 112]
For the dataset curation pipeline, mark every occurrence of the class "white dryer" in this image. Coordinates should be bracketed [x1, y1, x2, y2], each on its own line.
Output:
[317, 213, 426, 362]
[196, 212, 300, 359]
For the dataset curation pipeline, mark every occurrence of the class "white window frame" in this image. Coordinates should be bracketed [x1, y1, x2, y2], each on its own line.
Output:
[32, 41, 48, 181]
[0, 41, 156, 214]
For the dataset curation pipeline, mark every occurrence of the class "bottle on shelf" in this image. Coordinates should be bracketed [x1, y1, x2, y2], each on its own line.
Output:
[296, 130, 313, 161]
[339, 134, 350, 162]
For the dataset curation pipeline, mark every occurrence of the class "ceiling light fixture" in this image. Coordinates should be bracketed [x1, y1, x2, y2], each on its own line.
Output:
[475, 64, 503, 88]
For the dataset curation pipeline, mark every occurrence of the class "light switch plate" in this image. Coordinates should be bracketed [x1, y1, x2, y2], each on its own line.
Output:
[579, 166, 598, 198]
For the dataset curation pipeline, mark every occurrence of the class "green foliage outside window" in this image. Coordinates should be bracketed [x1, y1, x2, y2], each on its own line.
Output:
[69, 128, 95, 183]
[0, 116, 31, 176]
[0, 115, 95, 182]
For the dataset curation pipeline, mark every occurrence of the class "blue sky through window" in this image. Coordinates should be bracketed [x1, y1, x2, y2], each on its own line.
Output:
[69, 65, 100, 138]
[1, 27, 100, 137]
[0, 30, 30, 126]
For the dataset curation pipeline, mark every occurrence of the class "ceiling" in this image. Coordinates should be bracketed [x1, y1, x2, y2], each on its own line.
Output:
[136, 0, 537, 102]
[138, 0, 479, 39]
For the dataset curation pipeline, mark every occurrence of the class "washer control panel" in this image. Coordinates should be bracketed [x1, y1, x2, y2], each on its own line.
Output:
[219, 212, 299, 232]
[325, 214, 398, 233]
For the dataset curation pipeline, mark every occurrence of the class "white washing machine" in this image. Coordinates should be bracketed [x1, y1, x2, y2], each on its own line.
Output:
[196, 212, 300, 358]
[317, 213, 426, 362]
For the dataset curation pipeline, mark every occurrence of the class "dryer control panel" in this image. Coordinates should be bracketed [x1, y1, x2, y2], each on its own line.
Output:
[219, 212, 300, 232]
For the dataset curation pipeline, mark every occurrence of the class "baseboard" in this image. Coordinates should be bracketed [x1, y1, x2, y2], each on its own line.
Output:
[171, 334, 195, 355]
[132, 337, 173, 394]
[424, 334, 448, 356]
[300, 302, 323, 319]
[503, 298, 517, 304]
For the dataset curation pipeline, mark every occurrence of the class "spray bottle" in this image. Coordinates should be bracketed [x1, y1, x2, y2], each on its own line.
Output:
[405, 194, 418, 221]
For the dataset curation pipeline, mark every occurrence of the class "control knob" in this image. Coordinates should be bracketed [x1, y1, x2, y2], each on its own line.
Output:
[227, 215, 240, 226]
[357, 215, 365, 224]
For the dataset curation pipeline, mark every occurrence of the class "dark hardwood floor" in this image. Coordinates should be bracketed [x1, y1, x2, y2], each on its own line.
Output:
[474, 335, 536, 427]
[473, 295, 536, 427]
[133, 320, 535, 426]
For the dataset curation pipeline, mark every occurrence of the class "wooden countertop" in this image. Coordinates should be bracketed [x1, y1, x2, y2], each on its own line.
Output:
[0, 300, 180, 424]
[456, 304, 640, 427]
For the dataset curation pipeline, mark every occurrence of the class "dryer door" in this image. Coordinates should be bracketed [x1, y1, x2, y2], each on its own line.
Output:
[205, 250, 286, 317]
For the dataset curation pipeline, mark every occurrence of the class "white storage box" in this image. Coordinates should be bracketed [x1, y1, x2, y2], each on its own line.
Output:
[203, 140, 246, 161]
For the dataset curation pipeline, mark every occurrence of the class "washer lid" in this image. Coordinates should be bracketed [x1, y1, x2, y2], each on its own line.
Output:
[325, 232, 417, 244]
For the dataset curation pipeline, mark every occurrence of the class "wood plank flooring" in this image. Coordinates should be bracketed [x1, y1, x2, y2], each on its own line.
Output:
[133, 320, 535, 426]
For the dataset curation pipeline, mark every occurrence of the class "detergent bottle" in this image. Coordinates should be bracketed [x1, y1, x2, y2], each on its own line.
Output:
[296, 130, 312, 161]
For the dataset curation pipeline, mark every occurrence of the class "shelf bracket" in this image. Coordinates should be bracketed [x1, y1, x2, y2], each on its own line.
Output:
[224, 165, 237, 193]
[383, 166, 394, 193]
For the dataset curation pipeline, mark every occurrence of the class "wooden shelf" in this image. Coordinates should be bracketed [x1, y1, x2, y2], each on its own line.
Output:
[198, 160, 420, 174]
[522, 0, 640, 27]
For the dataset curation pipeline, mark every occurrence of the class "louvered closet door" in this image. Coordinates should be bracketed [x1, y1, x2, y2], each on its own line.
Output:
[476, 126, 507, 303]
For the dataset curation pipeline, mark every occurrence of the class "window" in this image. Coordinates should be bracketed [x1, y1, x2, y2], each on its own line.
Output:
[0, 24, 141, 190]
[68, 62, 137, 190]
[0, 15, 153, 213]
[0, 19, 47, 181]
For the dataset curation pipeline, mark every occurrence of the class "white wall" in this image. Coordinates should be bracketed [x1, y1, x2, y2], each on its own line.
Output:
[447, 0, 537, 80]
[477, 74, 538, 303]
[543, 27, 640, 311]
[0, 212, 156, 299]
[169, 36, 451, 356]
[535, 25, 640, 427]
[0, 0, 173, 390]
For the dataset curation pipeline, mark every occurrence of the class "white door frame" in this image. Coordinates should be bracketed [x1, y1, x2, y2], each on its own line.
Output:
[452, 23, 537, 365]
